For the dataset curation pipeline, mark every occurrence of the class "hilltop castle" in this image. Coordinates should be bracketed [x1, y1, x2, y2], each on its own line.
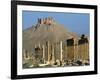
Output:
[37, 17, 55, 25]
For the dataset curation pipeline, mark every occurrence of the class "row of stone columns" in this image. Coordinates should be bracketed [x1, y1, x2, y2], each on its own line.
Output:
[23, 41, 89, 64]
[36, 41, 63, 64]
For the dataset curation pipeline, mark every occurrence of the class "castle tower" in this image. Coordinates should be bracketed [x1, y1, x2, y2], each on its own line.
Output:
[37, 17, 55, 25]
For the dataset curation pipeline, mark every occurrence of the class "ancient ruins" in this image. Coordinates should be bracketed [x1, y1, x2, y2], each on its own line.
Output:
[22, 17, 89, 68]
[37, 17, 54, 25]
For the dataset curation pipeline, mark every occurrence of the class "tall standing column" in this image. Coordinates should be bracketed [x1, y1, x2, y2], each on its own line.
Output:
[42, 44, 45, 63]
[35, 44, 37, 48]
[74, 39, 77, 61]
[38, 42, 41, 48]
[66, 41, 67, 60]
[23, 50, 26, 60]
[60, 41, 63, 62]
[47, 41, 50, 62]
[52, 44, 55, 63]
[24, 50, 28, 59]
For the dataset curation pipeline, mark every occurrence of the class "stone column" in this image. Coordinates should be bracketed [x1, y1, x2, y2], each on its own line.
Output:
[60, 41, 63, 62]
[23, 50, 26, 60]
[25, 50, 28, 58]
[42, 44, 45, 63]
[85, 42, 89, 60]
[66, 41, 67, 60]
[35, 44, 37, 48]
[47, 41, 50, 62]
[52, 44, 55, 63]
[74, 39, 78, 61]
[38, 43, 41, 48]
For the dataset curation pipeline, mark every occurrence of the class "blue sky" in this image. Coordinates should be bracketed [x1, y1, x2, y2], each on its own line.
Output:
[22, 11, 90, 36]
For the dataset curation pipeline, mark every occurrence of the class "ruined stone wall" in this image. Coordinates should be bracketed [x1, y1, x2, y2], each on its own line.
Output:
[78, 37, 89, 61]
[66, 39, 74, 61]
[65, 36, 89, 61]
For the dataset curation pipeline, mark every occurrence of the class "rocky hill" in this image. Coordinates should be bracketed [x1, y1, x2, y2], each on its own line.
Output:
[23, 17, 78, 52]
